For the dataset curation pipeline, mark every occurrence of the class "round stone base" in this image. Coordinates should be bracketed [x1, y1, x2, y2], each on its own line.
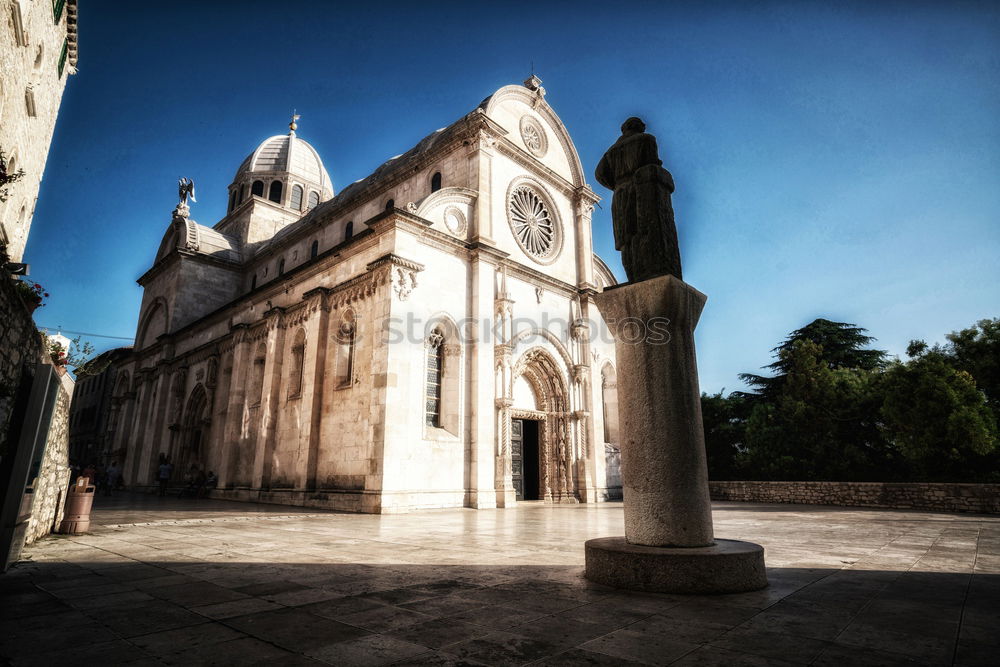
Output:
[585, 536, 767, 594]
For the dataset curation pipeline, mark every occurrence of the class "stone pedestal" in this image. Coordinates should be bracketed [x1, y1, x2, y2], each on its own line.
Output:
[587, 275, 766, 593]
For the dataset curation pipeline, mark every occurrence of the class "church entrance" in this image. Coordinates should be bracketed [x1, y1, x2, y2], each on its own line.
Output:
[511, 418, 540, 501]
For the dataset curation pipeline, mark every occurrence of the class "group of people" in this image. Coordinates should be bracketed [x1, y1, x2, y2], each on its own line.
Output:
[69, 457, 219, 499]
[157, 454, 217, 498]
[72, 461, 123, 496]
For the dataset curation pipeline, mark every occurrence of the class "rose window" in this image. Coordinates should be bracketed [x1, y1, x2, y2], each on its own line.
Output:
[508, 185, 557, 259]
[519, 116, 548, 158]
[523, 125, 541, 152]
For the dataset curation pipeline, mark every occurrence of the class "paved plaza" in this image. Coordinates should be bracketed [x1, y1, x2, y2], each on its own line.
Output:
[1, 495, 998, 666]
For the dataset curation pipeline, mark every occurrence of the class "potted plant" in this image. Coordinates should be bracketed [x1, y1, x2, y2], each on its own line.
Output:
[13, 279, 48, 312]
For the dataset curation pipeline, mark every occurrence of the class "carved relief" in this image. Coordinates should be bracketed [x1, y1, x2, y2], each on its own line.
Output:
[393, 267, 418, 301]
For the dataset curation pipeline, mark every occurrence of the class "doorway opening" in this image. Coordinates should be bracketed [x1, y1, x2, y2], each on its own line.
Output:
[512, 418, 540, 501]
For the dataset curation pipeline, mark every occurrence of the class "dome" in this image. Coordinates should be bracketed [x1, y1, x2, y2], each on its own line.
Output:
[234, 131, 333, 197]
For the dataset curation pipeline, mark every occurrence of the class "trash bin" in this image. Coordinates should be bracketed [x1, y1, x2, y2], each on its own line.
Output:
[59, 477, 95, 534]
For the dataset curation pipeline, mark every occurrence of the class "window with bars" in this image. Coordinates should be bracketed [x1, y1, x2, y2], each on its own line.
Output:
[425, 331, 443, 427]
[290, 184, 303, 210]
[307, 191, 319, 209]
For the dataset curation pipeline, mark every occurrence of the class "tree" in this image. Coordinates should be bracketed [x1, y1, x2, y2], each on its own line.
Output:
[701, 391, 750, 480]
[740, 340, 887, 480]
[943, 318, 1000, 415]
[43, 334, 108, 377]
[738, 319, 887, 400]
[879, 348, 998, 481]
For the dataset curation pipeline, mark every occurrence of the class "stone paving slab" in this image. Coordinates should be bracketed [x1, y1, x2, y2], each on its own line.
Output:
[1, 493, 998, 666]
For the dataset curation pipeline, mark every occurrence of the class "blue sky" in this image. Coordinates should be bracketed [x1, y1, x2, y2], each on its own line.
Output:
[25, 0, 1000, 393]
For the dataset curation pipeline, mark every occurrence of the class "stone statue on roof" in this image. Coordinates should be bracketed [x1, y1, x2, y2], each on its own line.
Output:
[177, 177, 196, 206]
[595, 117, 682, 283]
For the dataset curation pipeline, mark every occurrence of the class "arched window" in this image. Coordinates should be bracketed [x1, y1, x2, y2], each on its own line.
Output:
[344, 221, 354, 241]
[250, 274, 257, 291]
[251, 180, 264, 197]
[228, 190, 237, 212]
[238, 183, 246, 203]
[385, 199, 394, 211]
[431, 172, 442, 192]
[290, 184, 303, 211]
[287, 330, 306, 398]
[307, 191, 320, 209]
[268, 180, 283, 203]
[336, 315, 356, 388]
[310, 240, 318, 259]
[425, 328, 444, 427]
[278, 258, 285, 276]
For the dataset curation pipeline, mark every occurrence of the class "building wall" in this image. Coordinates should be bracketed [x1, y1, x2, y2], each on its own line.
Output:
[68, 347, 130, 465]
[0, 273, 44, 456]
[0, 0, 77, 262]
[25, 370, 72, 543]
[0, 274, 73, 547]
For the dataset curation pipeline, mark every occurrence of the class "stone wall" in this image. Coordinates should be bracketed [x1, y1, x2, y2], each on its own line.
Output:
[709, 481, 1000, 514]
[0, 274, 44, 456]
[0, 273, 73, 546]
[25, 372, 73, 543]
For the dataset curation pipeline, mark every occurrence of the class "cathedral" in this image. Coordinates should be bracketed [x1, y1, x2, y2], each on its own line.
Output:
[108, 77, 623, 513]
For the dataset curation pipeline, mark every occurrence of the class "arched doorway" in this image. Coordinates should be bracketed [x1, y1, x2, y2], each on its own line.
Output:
[177, 384, 210, 479]
[510, 347, 576, 503]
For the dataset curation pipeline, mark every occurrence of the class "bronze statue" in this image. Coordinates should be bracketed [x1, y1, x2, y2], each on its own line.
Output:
[178, 177, 196, 206]
[595, 117, 682, 283]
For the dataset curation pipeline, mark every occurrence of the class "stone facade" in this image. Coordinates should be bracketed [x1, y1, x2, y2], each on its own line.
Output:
[0, 0, 78, 262]
[68, 347, 132, 465]
[109, 79, 624, 513]
[709, 481, 1000, 514]
[25, 370, 72, 543]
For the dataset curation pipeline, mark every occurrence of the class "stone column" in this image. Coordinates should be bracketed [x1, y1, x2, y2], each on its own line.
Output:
[252, 309, 285, 489]
[218, 327, 249, 489]
[467, 255, 497, 509]
[304, 289, 331, 491]
[594, 275, 712, 546]
[493, 276, 516, 507]
[586, 274, 766, 593]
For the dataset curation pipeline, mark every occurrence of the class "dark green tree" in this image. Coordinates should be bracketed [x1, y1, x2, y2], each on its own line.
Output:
[738, 319, 887, 400]
[740, 340, 886, 480]
[701, 391, 750, 480]
[943, 318, 1000, 415]
[879, 347, 998, 481]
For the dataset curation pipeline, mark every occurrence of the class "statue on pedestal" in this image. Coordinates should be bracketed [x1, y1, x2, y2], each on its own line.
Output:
[595, 117, 682, 283]
[584, 118, 767, 594]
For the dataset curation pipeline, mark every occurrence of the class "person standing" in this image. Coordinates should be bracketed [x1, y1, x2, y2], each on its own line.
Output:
[157, 456, 173, 497]
[105, 461, 121, 496]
